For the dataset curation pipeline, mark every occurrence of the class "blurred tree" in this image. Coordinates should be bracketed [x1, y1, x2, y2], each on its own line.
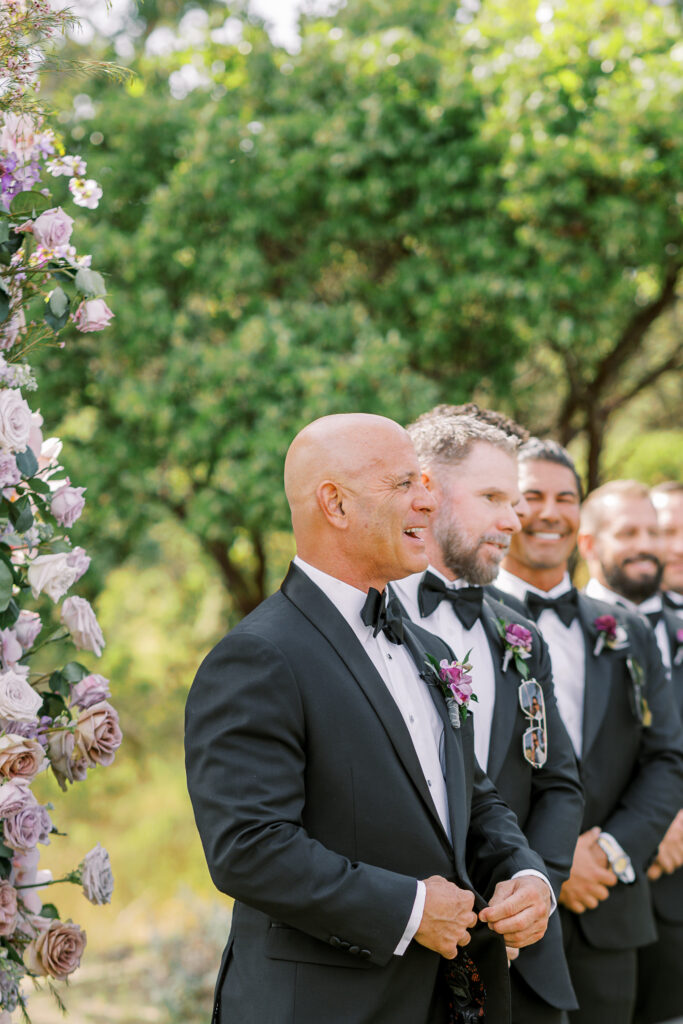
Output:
[34, 0, 682, 615]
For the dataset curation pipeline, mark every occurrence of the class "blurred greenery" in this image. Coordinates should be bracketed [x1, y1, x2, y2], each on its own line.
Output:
[17, 0, 681, 1015]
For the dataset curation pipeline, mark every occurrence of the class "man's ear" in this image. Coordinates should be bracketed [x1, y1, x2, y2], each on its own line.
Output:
[317, 481, 348, 529]
[576, 530, 595, 565]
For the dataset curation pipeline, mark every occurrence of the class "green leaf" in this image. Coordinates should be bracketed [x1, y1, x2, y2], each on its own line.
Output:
[0, 837, 14, 860]
[0, 280, 9, 324]
[40, 903, 60, 920]
[0, 561, 12, 612]
[49, 671, 69, 696]
[75, 267, 106, 297]
[15, 447, 38, 479]
[0, 599, 20, 629]
[40, 692, 69, 720]
[9, 190, 51, 219]
[48, 286, 69, 318]
[29, 477, 50, 495]
[62, 661, 89, 683]
[7, 494, 33, 533]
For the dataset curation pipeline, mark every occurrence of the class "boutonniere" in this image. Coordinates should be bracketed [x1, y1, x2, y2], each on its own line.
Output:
[626, 656, 652, 727]
[674, 628, 683, 667]
[496, 620, 533, 678]
[424, 653, 478, 729]
[592, 614, 629, 657]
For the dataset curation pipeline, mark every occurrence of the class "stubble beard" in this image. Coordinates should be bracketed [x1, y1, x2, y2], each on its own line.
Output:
[433, 515, 509, 586]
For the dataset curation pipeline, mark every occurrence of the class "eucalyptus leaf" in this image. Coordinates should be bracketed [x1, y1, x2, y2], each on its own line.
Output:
[62, 661, 89, 683]
[0, 561, 13, 612]
[75, 267, 106, 297]
[15, 447, 38, 479]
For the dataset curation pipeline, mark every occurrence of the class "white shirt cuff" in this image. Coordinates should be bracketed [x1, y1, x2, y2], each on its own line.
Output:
[394, 880, 426, 955]
[512, 869, 557, 915]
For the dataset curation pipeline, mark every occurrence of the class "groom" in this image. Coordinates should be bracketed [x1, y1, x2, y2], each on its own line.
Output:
[185, 413, 552, 1024]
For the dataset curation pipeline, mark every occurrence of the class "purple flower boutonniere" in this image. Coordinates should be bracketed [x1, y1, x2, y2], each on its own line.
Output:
[424, 653, 478, 729]
[674, 628, 683, 668]
[593, 615, 629, 656]
[496, 620, 533, 678]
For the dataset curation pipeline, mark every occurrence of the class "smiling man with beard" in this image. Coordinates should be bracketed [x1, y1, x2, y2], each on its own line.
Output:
[496, 445, 683, 1024]
[578, 479, 683, 1024]
[392, 412, 584, 1024]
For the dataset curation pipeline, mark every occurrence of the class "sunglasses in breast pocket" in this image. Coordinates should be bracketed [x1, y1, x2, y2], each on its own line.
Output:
[519, 679, 547, 768]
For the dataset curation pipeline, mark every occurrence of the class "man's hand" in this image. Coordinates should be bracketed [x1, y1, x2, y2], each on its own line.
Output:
[478, 875, 551, 948]
[559, 827, 617, 913]
[414, 876, 478, 959]
[647, 809, 683, 881]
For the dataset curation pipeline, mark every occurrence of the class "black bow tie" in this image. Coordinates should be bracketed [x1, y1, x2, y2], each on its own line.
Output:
[644, 609, 663, 629]
[360, 588, 404, 645]
[526, 588, 579, 628]
[417, 572, 484, 631]
[663, 591, 683, 611]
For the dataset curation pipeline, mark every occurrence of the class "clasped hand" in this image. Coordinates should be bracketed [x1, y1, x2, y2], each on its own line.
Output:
[415, 874, 551, 959]
[647, 809, 683, 881]
[559, 827, 617, 913]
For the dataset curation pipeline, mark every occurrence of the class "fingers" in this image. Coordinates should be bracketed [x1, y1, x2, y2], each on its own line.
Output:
[647, 862, 663, 882]
[506, 946, 520, 964]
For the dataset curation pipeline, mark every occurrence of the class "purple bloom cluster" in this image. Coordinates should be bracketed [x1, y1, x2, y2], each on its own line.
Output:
[439, 660, 473, 704]
[505, 623, 533, 652]
[594, 615, 617, 640]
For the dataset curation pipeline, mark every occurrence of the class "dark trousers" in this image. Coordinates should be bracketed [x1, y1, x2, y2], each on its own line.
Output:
[561, 911, 637, 1024]
[634, 919, 683, 1024]
[510, 967, 569, 1024]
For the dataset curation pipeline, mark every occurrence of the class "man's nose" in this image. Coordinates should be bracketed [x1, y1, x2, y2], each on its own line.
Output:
[415, 483, 436, 514]
[499, 505, 522, 534]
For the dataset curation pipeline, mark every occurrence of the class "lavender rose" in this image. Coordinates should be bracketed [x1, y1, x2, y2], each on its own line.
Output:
[24, 919, 86, 979]
[80, 844, 114, 905]
[60, 596, 105, 657]
[70, 674, 111, 711]
[0, 779, 33, 819]
[0, 629, 22, 668]
[47, 729, 88, 791]
[14, 610, 41, 651]
[51, 481, 86, 528]
[31, 207, 74, 249]
[0, 880, 18, 937]
[0, 453, 20, 488]
[73, 298, 114, 333]
[74, 701, 122, 768]
[28, 552, 79, 601]
[0, 734, 46, 781]
[0, 389, 33, 453]
[0, 667, 42, 722]
[66, 546, 90, 583]
[3, 794, 52, 852]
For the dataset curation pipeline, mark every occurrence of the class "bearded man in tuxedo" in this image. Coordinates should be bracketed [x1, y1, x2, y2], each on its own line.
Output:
[391, 410, 583, 1024]
[578, 479, 683, 1024]
[185, 413, 553, 1024]
[651, 481, 683, 614]
[495, 442, 683, 1024]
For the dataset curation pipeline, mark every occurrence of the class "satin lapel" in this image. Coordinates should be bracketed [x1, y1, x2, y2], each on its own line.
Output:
[578, 597, 614, 761]
[480, 602, 520, 779]
[401, 624, 469, 861]
[281, 565, 449, 844]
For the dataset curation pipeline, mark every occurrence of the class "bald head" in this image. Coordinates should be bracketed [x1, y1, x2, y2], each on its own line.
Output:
[284, 413, 434, 591]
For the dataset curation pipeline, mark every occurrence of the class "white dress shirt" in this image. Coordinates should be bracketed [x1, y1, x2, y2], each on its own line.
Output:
[584, 578, 671, 671]
[496, 568, 586, 758]
[392, 568, 497, 770]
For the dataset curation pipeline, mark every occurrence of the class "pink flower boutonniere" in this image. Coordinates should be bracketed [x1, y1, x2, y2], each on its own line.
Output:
[496, 619, 533, 678]
[424, 653, 478, 729]
[674, 628, 683, 668]
[593, 615, 629, 656]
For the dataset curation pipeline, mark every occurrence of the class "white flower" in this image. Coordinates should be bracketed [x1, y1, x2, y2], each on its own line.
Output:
[0, 668, 42, 722]
[80, 844, 113, 905]
[0, 389, 33, 453]
[45, 155, 87, 177]
[61, 596, 105, 657]
[68, 177, 102, 209]
[28, 552, 79, 602]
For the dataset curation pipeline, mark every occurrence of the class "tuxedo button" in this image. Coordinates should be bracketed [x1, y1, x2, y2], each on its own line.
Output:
[360, 949, 372, 960]
[340, 940, 350, 950]
[349, 945, 360, 955]
[329, 936, 343, 949]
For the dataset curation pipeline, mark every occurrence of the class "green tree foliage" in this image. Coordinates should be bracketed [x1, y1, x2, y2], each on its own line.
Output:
[35, 0, 682, 616]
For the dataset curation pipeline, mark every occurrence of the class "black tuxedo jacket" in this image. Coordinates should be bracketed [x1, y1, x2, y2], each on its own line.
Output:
[395, 585, 584, 1011]
[648, 606, 683, 926]
[185, 564, 548, 1024]
[497, 586, 683, 950]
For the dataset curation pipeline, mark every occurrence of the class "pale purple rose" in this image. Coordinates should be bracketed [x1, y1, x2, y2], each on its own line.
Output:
[69, 674, 110, 710]
[0, 667, 42, 722]
[27, 552, 79, 601]
[50, 481, 85, 528]
[594, 615, 617, 640]
[0, 779, 33, 819]
[0, 879, 18, 937]
[46, 729, 88, 792]
[38, 433, 61, 471]
[0, 454, 20, 488]
[74, 701, 122, 768]
[66, 547, 90, 583]
[60, 596, 105, 657]
[0, 389, 33, 453]
[0, 630, 22, 668]
[3, 795, 52, 852]
[14, 611, 41, 652]
[73, 298, 113, 333]
[31, 207, 74, 250]
[80, 844, 113, 905]
[505, 623, 533, 652]
[439, 660, 473, 704]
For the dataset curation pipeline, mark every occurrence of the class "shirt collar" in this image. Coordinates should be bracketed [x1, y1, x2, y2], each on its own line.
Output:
[584, 577, 663, 615]
[293, 556, 369, 631]
[495, 566, 573, 601]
